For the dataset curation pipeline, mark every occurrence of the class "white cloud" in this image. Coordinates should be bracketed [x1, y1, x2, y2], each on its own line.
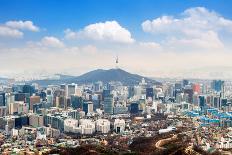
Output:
[64, 21, 134, 43]
[0, 26, 23, 38]
[40, 36, 64, 48]
[6, 20, 39, 32]
[166, 31, 224, 50]
[64, 28, 78, 39]
[139, 41, 161, 50]
[142, 7, 232, 49]
[142, 7, 232, 35]
[142, 16, 175, 34]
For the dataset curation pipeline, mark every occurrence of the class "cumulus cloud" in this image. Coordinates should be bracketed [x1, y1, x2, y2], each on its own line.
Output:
[6, 20, 39, 32]
[166, 31, 224, 50]
[139, 42, 161, 50]
[64, 28, 78, 39]
[0, 20, 39, 38]
[142, 7, 232, 34]
[40, 36, 64, 48]
[142, 7, 232, 49]
[0, 26, 23, 38]
[64, 21, 134, 43]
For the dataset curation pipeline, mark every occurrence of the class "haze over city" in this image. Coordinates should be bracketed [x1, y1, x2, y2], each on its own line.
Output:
[1, 0, 232, 79]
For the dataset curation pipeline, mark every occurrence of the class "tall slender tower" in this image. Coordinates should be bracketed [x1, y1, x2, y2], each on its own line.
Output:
[116, 55, 119, 69]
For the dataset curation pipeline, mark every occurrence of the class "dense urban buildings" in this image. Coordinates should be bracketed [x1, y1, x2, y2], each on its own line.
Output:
[0, 71, 232, 154]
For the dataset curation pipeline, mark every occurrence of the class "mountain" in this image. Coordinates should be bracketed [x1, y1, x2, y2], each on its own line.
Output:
[0, 77, 8, 80]
[30, 68, 159, 86]
[54, 74, 76, 80]
[72, 68, 155, 84]
[0, 77, 9, 83]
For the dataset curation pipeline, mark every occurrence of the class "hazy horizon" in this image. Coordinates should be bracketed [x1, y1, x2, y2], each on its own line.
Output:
[1, 0, 232, 79]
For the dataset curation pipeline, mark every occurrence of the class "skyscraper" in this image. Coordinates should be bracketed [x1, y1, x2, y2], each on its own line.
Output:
[22, 84, 35, 96]
[102, 89, 110, 101]
[211, 80, 224, 92]
[130, 102, 139, 114]
[83, 101, 93, 114]
[184, 88, 193, 103]
[0, 92, 6, 106]
[71, 95, 83, 109]
[94, 81, 103, 92]
[67, 84, 76, 98]
[146, 88, 154, 100]
[29, 95, 40, 110]
[104, 94, 114, 114]
[199, 96, 205, 109]
[192, 83, 201, 94]
[182, 79, 189, 88]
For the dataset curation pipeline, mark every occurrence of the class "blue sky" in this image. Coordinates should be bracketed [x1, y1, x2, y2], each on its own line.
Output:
[1, 0, 231, 40]
[0, 0, 232, 79]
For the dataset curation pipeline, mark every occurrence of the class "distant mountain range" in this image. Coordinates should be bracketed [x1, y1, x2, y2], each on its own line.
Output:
[0, 77, 9, 83]
[30, 68, 158, 86]
[0, 77, 8, 80]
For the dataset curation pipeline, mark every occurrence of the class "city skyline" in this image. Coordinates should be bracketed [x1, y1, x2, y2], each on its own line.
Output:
[1, 1, 232, 154]
[0, 0, 232, 79]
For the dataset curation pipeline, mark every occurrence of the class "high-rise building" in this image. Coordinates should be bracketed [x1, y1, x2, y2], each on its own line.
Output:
[22, 85, 35, 96]
[184, 88, 193, 103]
[175, 83, 182, 90]
[83, 101, 93, 114]
[71, 95, 83, 109]
[182, 79, 189, 88]
[60, 84, 66, 93]
[15, 115, 29, 128]
[9, 101, 28, 115]
[211, 80, 224, 92]
[6, 93, 15, 107]
[67, 84, 76, 98]
[130, 102, 139, 114]
[139, 78, 147, 95]
[29, 95, 40, 110]
[39, 91, 46, 101]
[64, 118, 79, 133]
[221, 98, 228, 107]
[128, 86, 135, 98]
[213, 96, 220, 109]
[32, 102, 43, 113]
[14, 93, 29, 102]
[96, 119, 110, 134]
[55, 96, 66, 108]
[114, 119, 125, 133]
[53, 89, 65, 107]
[44, 114, 65, 132]
[199, 96, 205, 108]
[0, 92, 6, 106]
[94, 81, 103, 92]
[68, 110, 83, 120]
[102, 89, 110, 101]
[29, 114, 44, 127]
[192, 84, 201, 94]
[146, 88, 154, 100]
[92, 94, 100, 111]
[103, 94, 114, 114]
[0, 106, 6, 117]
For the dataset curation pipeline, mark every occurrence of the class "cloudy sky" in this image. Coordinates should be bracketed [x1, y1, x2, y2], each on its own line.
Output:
[0, 0, 232, 79]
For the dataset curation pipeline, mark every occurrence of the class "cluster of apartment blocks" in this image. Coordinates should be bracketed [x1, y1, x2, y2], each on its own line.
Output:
[0, 108, 126, 136]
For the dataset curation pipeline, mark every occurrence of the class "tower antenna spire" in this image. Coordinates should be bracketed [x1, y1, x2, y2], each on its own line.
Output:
[116, 55, 119, 69]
